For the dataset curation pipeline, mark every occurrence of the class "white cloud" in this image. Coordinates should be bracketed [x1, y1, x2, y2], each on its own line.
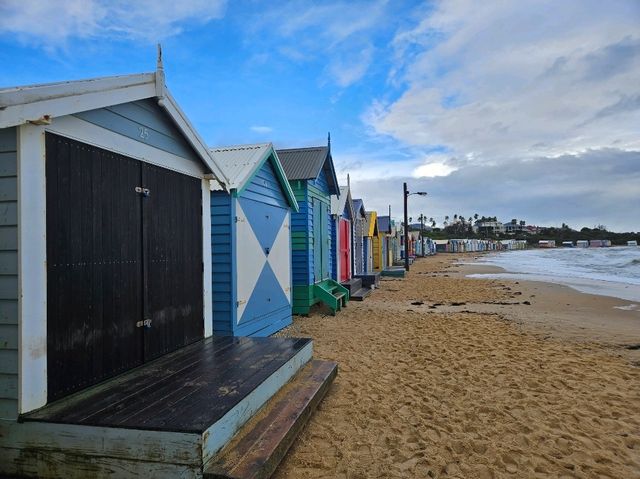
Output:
[413, 161, 456, 178]
[350, 149, 640, 232]
[0, 0, 226, 46]
[366, 0, 640, 163]
[250, 126, 273, 134]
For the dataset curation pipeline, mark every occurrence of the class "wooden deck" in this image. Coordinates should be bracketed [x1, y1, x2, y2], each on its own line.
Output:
[24, 336, 312, 433]
[2, 336, 315, 478]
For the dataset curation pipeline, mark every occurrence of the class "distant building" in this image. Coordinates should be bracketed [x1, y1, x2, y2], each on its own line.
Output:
[474, 219, 505, 235]
[504, 218, 527, 235]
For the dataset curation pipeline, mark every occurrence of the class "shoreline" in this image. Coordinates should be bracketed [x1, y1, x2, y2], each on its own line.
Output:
[459, 249, 640, 303]
[274, 253, 640, 478]
[452, 262, 640, 366]
[451, 257, 640, 363]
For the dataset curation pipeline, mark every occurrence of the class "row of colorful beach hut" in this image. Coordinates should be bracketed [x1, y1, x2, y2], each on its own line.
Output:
[434, 238, 527, 253]
[0, 68, 398, 477]
[0, 67, 422, 477]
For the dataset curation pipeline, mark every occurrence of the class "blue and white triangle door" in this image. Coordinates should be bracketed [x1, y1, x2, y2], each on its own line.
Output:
[235, 200, 267, 322]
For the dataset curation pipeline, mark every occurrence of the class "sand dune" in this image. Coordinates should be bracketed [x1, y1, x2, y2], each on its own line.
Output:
[275, 256, 640, 478]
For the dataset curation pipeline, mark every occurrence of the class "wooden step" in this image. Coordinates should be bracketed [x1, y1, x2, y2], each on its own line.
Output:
[350, 287, 372, 301]
[204, 360, 338, 479]
[341, 277, 362, 295]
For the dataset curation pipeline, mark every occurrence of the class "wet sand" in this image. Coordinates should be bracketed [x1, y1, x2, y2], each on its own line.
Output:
[274, 254, 640, 478]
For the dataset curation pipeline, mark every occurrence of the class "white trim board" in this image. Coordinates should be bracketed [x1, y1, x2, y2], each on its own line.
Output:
[202, 179, 213, 338]
[17, 123, 48, 414]
[0, 83, 157, 130]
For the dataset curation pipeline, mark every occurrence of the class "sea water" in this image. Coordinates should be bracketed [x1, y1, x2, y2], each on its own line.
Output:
[466, 246, 640, 303]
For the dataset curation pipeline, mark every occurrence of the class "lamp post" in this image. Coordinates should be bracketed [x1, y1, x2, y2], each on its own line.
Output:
[403, 183, 427, 271]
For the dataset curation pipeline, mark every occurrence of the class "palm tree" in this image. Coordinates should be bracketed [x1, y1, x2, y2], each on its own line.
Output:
[474, 213, 479, 220]
[453, 214, 458, 223]
[430, 217, 436, 228]
[444, 215, 449, 227]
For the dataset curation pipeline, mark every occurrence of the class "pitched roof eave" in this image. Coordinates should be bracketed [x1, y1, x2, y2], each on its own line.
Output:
[0, 72, 229, 187]
[160, 91, 230, 185]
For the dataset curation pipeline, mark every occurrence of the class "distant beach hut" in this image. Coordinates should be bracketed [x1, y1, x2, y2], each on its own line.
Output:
[209, 143, 299, 336]
[330, 183, 355, 283]
[277, 139, 349, 315]
[376, 215, 392, 270]
[539, 240, 556, 248]
[577, 240, 589, 248]
[352, 199, 368, 275]
[365, 211, 379, 271]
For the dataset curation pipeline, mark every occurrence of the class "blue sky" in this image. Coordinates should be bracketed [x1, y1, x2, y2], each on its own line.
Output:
[1, 1, 639, 231]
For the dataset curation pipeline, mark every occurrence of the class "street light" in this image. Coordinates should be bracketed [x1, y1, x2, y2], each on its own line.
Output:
[403, 182, 428, 271]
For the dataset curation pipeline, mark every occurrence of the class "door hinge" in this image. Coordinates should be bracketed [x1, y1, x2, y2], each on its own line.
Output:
[236, 300, 246, 307]
[135, 186, 151, 197]
[136, 318, 152, 328]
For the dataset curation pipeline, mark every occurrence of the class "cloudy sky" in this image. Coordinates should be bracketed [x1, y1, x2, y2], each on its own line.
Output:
[1, 0, 638, 231]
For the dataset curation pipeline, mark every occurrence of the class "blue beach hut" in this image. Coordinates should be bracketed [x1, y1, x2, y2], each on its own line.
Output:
[276, 140, 349, 315]
[210, 143, 299, 337]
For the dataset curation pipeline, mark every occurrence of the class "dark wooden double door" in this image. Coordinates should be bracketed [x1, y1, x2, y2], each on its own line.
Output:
[46, 133, 203, 402]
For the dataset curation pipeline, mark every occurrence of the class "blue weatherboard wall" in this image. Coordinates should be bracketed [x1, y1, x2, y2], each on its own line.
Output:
[211, 159, 293, 337]
[309, 169, 332, 282]
[290, 168, 333, 314]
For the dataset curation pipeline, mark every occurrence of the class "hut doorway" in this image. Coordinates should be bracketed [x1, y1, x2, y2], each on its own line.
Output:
[313, 199, 330, 282]
[339, 219, 351, 282]
[45, 133, 203, 401]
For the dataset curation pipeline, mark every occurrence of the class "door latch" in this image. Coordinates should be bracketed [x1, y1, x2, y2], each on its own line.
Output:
[135, 186, 151, 197]
[136, 318, 152, 328]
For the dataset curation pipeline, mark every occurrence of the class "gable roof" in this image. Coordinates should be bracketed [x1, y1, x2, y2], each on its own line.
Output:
[209, 143, 298, 211]
[331, 185, 354, 217]
[352, 198, 366, 218]
[276, 145, 339, 195]
[365, 211, 379, 237]
[0, 69, 230, 186]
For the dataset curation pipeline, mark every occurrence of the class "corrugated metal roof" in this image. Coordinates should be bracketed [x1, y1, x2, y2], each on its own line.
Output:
[209, 142, 299, 210]
[276, 146, 328, 180]
[210, 143, 272, 190]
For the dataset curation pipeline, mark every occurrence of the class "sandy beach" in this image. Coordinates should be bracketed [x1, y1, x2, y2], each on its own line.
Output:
[274, 254, 640, 478]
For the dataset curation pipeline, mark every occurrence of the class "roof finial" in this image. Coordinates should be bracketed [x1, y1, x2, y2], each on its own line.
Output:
[347, 173, 350, 189]
[155, 43, 165, 99]
[157, 43, 163, 71]
[327, 131, 331, 152]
